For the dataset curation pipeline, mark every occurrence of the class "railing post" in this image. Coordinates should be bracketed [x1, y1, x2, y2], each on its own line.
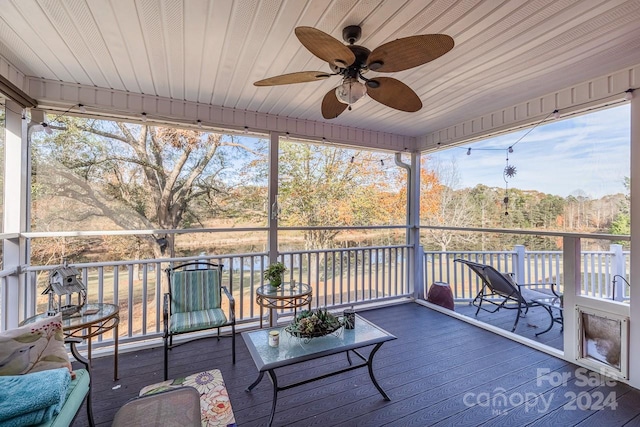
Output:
[415, 245, 425, 300]
[513, 245, 526, 285]
[611, 244, 625, 301]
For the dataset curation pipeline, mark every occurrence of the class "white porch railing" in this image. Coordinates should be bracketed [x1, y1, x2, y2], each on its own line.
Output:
[3, 241, 630, 351]
[21, 245, 411, 350]
[423, 244, 630, 302]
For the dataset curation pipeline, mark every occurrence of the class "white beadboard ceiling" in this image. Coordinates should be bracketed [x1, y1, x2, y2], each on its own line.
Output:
[1, 0, 640, 140]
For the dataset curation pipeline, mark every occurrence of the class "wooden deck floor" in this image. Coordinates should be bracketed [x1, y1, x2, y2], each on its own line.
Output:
[73, 302, 640, 426]
[453, 301, 564, 351]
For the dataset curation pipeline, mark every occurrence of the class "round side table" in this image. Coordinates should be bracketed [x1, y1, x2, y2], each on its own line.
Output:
[256, 283, 312, 327]
[22, 302, 120, 380]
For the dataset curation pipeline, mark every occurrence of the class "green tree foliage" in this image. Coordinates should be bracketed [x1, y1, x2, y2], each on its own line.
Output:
[610, 176, 630, 247]
[610, 214, 630, 235]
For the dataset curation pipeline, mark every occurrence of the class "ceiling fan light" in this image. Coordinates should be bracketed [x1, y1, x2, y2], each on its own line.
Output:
[335, 79, 367, 105]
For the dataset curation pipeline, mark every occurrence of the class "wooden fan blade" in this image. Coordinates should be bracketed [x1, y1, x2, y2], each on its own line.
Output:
[366, 77, 422, 112]
[295, 26, 356, 68]
[254, 71, 332, 86]
[321, 88, 348, 119]
[367, 34, 454, 73]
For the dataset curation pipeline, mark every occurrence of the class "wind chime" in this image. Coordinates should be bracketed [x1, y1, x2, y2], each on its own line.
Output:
[503, 146, 517, 216]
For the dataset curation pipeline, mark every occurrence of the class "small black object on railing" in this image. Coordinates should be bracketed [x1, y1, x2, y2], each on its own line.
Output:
[612, 274, 631, 301]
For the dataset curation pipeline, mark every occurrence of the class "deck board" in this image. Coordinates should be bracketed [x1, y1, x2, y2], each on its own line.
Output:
[72, 302, 638, 426]
[453, 301, 564, 350]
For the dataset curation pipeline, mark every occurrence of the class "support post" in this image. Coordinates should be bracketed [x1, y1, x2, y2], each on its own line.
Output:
[395, 152, 421, 299]
[628, 89, 640, 389]
[410, 152, 422, 299]
[562, 237, 580, 362]
[267, 131, 279, 326]
[2, 100, 28, 328]
[267, 131, 279, 263]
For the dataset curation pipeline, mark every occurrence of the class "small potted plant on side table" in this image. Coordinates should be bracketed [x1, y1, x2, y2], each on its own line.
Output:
[264, 262, 287, 289]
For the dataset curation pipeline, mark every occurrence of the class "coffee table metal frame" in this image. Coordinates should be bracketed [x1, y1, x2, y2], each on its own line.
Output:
[242, 314, 396, 426]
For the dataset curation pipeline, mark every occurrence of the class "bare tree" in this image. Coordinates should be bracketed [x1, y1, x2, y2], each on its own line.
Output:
[422, 157, 475, 251]
[32, 117, 259, 258]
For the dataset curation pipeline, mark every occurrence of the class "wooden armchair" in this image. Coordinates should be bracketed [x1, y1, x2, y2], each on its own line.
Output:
[163, 262, 236, 380]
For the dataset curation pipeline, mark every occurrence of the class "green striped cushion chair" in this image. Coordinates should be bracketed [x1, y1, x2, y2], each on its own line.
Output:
[163, 263, 235, 380]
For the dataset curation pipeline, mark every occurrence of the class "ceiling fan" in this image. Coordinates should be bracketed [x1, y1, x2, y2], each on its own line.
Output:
[254, 25, 454, 119]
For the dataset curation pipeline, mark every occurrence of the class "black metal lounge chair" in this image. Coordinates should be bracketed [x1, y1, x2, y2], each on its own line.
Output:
[455, 259, 561, 332]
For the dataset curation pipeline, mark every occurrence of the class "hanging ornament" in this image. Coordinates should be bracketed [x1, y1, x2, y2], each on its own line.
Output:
[503, 193, 509, 216]
[502, 148, 517, 216]
[504, 164, 517, 178]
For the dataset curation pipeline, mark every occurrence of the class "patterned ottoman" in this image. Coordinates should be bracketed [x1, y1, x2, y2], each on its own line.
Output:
[140, 369, 236, 427]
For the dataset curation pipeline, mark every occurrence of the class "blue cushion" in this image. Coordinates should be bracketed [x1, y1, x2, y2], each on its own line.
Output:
[171, 270, 221, 313]
[169, 309, 228, 334]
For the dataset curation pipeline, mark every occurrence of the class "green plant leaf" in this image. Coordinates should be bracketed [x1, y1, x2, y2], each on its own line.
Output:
[13, 332, 42, 343]
[41, 355, 68, 363]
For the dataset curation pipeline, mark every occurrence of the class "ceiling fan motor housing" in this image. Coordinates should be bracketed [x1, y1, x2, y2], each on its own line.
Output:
[342, 25, 362, 44]
[330, 44, 370, 76]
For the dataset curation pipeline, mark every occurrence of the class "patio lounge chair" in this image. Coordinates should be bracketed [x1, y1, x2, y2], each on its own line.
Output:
[454, 259, 560, 332]
[164, 262, 236, 380]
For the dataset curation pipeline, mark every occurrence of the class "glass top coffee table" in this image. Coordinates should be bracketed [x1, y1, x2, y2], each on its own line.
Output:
[242, 314, 396, 426]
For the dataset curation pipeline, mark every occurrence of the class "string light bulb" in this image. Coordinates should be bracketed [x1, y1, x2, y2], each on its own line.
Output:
[351, 156, 355, 163]
[197, 119, 202, 128]
[78, 104, 87, 113]
[625, 89, 634, 101]
[508, 146, 514, 153]
[553, 109, 560, 119]
[381, 159, 384, 166]
[243, 126, 248, 133]
[141, 112, 147, 122]
[467, 148, 471, 156]
[42, 122, 53, 134]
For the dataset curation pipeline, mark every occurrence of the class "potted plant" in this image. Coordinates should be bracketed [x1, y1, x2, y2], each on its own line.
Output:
[285, 308, 344, 341]
[264, 262, 286, 288]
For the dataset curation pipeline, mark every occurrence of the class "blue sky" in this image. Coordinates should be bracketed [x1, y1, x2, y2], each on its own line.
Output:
[426, 104, 630, 199]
